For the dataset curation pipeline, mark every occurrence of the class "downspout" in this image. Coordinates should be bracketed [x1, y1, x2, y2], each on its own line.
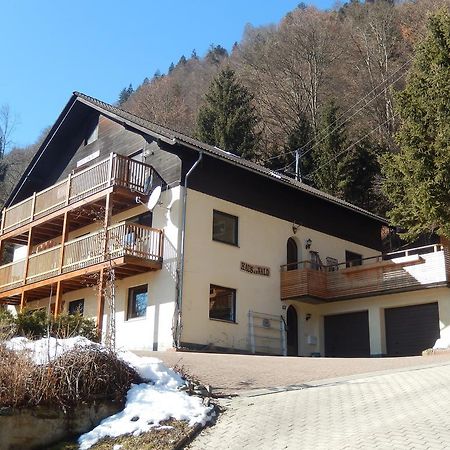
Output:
[175, 151, 203, 348]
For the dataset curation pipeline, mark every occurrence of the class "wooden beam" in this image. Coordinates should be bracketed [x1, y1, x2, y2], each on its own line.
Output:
[58, 212, 69, 274]
[54, 282, 63, 318]
[20, 291, 26, 312]
[22, 228, 33, 286]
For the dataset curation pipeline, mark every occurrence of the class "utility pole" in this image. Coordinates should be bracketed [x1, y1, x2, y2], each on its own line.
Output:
[295, 149, 302, 182]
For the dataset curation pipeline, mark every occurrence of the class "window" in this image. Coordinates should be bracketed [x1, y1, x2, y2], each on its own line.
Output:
[129, 211, 153, 227]
[212, 210, 238, 246]
[346, 250, 363, 268]
[69, 299, 84, 315]
[127, 285, 148, 320]
[209, 285, 236, 322]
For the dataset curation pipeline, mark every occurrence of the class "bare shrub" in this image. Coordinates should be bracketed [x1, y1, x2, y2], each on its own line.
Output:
[0, 345, 141, 409]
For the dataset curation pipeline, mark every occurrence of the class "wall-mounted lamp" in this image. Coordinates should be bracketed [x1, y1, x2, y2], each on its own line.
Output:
[292, 221, 300, 234]
[305, 238, 312, 249]
[305, 313, 312, 321]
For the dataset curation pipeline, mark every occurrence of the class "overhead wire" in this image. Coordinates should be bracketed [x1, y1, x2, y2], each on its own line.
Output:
[259, 57, 412, 169]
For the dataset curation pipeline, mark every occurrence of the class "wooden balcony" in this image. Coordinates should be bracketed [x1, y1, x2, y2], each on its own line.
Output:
[0, 222, 163, 303]
[0, 153, 162, 238]
[281, 245, 450, 303]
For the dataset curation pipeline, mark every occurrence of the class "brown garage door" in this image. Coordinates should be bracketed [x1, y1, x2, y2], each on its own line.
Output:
[385, 303, 440, 357]
[324, 311, 370, 357]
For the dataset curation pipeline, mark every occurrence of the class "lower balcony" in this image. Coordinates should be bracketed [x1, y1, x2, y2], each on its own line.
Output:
[281, 245, 450, 303]
[0, 222, 163, 304]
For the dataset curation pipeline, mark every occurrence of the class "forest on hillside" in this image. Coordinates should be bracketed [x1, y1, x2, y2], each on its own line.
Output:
[1, 0, 449, 223]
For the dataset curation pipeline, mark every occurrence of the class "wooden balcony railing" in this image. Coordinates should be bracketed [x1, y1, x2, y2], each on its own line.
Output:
[1, 153, 163, 235]
[281, 245, 449, 302]
[0, 222, 163, 293]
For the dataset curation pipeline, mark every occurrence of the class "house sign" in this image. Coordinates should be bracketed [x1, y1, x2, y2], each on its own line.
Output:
[240, 261, 270, 277]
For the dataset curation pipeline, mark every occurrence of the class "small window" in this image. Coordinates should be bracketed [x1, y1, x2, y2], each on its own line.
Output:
[209, 285, 236, 322]
[127, 285, 148, 320]
[69, 299, 84, 315]
[346, 250, 363, 268]
[213, 210, 238, 246]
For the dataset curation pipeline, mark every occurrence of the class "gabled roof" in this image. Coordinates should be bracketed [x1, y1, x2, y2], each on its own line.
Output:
[8, 92, 387, 224]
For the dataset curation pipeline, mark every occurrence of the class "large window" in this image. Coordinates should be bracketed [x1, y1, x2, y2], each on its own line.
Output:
[68, 299, 84, 315]
[209, 285, 236, 322]
[127, 285, 148, 320]
[212, 210, 238, 246]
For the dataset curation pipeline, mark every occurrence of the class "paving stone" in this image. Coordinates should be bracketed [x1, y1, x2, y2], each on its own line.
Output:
[188, 364, 450, 450]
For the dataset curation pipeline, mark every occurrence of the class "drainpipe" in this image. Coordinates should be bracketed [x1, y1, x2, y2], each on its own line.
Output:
[175, 151, 203, 348]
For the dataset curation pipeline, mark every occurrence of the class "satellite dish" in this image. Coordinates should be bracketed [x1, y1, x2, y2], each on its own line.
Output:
[147, 185, 162, 211]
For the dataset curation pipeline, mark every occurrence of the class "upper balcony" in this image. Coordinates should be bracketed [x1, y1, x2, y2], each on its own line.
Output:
[280, 244, 450, 303]
[0, 153, 162, 238]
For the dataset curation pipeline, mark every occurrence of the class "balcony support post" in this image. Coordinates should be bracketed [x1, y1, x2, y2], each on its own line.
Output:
[58, 212, 69, 274]
[54, 281, 63, 318]
[30, 192, 36, 222]
[0, 209, 5, 234]
[103, 193, 112, 261]
[96, 268, 105, 339]
[65, 173, 72, 205]
[20, 291, 26, 312]
[22, 228, 33, 285]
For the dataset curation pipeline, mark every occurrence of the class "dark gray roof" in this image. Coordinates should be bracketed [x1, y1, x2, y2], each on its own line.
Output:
[74, 92, 385, 223]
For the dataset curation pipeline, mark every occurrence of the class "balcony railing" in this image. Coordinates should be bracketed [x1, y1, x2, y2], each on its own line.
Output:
[1, 153, 163, 235]
[0, 222, 163, 293]
[281, 244, 449, 301]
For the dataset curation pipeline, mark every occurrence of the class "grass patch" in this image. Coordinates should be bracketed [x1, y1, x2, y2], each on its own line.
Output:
[51, 419, 192, 450]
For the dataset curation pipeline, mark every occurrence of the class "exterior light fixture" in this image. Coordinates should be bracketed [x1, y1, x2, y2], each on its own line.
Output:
[305, 313, 312, 321]
[305, 238, 312, 249]
[292, 221, 300, 234]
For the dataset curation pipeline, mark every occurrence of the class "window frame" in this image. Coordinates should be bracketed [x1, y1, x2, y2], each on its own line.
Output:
[127, 284, 148, 320]
[209, 284, 237, 323]
[345, 250, 363, 268]
[212, 210, 239, 246]
[68, 299, 85, 316]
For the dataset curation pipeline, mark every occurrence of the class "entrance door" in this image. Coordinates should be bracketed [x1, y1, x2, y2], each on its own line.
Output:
[287, 238, 298, 271]
[287, 305, 298, 356]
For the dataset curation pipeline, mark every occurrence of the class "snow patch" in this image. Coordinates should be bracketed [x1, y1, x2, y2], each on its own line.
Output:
[4, 337, 213, 449]
[433, 335, 450, 350]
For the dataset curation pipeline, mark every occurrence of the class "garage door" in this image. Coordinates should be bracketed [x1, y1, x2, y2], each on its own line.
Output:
[324, 311, 370, 357]
[385, 303, 440, 356]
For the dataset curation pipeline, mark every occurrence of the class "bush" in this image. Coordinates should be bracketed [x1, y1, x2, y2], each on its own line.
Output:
[2, 310, 98, 341]
[15, 309, 48, 339]
[0, 308, 16, 339]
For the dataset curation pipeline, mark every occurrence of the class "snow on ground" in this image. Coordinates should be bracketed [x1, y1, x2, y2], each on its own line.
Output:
[5, 337, 214, 449]
[5, 336, 97, 364]
[433, 335, 450, 350]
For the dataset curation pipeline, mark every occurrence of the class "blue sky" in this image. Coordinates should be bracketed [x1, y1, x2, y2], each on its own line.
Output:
[1, 0, 334, 148]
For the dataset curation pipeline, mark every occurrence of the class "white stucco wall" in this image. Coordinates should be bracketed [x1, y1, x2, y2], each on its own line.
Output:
[23, 186, 182, 352]
[180, 188, 380, 352]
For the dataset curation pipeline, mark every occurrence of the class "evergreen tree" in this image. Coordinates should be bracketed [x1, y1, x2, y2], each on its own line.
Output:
[168, 62, 175, 74]
[340, 138, 380, 211]
[118, 84, 133, 106]
[196, 68, 260, 160]
[191, 49, 199, 60]
[311, 101, 347, 196]
[205, 44, 228, 65]
[274, 113, 313, 180]
[177, 55, 187, 66]
[381, 9, 450, 240]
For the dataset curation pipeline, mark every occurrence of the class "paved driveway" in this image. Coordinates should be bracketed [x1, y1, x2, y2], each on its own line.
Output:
[147, 350, 450, 395]
[188, 362, 450, 449]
